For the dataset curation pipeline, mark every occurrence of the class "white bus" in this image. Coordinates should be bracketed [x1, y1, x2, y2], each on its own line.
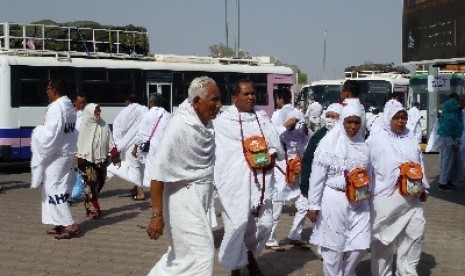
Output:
[408, 73, 465, 141]
[300, 75, 409, 113]
[0, 23, 294, 161]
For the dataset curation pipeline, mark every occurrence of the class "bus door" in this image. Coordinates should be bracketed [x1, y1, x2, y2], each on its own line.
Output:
[145, 71, 173, 112]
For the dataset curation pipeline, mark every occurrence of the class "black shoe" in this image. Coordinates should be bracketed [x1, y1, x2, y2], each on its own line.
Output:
[231, 269, 242, 276]
[439, 185, 453, 191]
[447, 183, 458, 189]
[247, 251, 264, 276]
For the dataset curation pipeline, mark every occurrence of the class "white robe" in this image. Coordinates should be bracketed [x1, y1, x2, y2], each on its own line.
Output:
[31, 96, 77, 226]
[134, 106, 171, 187]
[366, 125, 428, 276]
[107, 103, 147, 186]
[148, 100, 216, 276]
[267, 105, 309, 245]
[308, 125, 370, 252]
[214, 106, 283, 270]
[407, 106, 422, 143]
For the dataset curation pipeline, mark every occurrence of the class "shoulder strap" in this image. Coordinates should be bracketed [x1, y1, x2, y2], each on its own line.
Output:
[148, 113, 164, 140]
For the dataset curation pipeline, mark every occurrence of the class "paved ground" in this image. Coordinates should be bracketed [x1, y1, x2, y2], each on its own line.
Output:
[0, 153, 464, 276]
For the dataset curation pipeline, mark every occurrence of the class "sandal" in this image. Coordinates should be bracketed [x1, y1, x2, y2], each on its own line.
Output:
[133, 195, 145, 201]
[46, 225, 65, 235]
[55, 229, 80, 240]
[289, 239, 310, 249]
[265, 245, 286, 252]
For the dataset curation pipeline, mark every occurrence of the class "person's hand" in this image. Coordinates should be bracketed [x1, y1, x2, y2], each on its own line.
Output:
[307, 210, 319, 223]
[132, 145, 138, 158]
[284, 118, 299, 130]
[147, 216, 164, 240]
[77, 158, 87, 172]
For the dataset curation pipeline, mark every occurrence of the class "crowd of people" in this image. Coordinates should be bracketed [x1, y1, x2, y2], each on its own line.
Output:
[29, 77, 465, 275]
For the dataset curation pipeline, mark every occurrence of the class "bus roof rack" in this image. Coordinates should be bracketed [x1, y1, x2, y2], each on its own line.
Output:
[0, 22, 149, 57]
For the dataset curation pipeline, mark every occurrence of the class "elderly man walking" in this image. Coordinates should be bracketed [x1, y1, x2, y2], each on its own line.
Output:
[146, 76, 222, 275]
[30, 79, 79, 239]
[214, 79, 283, 276]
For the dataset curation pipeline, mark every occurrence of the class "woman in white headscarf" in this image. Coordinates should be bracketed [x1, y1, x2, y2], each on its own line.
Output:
[307, 105, 370, 276]
[366, 100, 429, 276]
[76, 104, 120, 219]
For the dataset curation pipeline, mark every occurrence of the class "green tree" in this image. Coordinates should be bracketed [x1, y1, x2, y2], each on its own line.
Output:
[208, 43, 246, 58]
[297, 70, 308, 84]
[345, 62, 410, 74]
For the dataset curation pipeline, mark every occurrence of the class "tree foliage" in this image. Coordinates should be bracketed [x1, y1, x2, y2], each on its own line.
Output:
[297, 70, 308, 84]
[208, 43, 246, 58]
[345, 62, 410, 74]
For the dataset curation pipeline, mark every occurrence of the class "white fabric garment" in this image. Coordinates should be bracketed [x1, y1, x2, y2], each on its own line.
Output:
[30, 96, 77, 226]
[148, 100, 216, 275]
[151, 99, 215, 183]
[366, 114, 381, 134]
[267, 104, 309, 245]
[112, 103, 147, 154]
[107, 103, 147, 186]
[366, 100, 428, 276]
[321, 247, 368, 276]
[214, 105, 283, 270]
[148, 177, 214, 276]
[308, 105, 371, 252]
[407, 106, 422, 143]
[306, 101, 324, 124]
[133, 106, 171, 187]
[76, 109, 83, 132]
[271, 104, 308, 201]
[76, 103, 115, 164]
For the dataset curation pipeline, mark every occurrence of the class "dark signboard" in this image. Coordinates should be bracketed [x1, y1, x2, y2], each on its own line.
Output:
[403, 0, 465, 63]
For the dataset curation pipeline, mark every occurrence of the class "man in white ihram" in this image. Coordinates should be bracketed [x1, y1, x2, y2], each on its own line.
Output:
[407, 102, 423, 143]
[132, 93, 171, 189]
[146, 76, 222, 275]
[266, 87, 310, 251]
[305, 95, 323, 131]
[30, 79, 79, 239]
[214, 79, 283, 276]
[107, 94, 147, 200]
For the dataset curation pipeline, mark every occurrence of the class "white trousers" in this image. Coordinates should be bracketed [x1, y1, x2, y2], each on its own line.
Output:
[321, 247, 367, 276]
[267, 194, 308, 245]
[41, 155, 75, 226]
[219, 200, 273, 270]
[371, 211, 425, 276]
[148, 181, 214, 276]
[107, 150, 144, 186]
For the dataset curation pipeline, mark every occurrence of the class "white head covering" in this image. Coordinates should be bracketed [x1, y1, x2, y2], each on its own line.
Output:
[77, 103, 112, 163]
[326, 103, 343, 115]
[313, 105, 368, 174]
[382, 99, 408, 135]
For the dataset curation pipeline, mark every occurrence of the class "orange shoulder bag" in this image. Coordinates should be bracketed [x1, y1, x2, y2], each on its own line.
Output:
[345, 167, 370, 203]
[397, 162, 423, 196]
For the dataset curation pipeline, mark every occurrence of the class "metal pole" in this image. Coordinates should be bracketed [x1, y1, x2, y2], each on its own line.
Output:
[225, 0, 229, 51]
[427, 64, 439, 139]
[237, 0, 240, 58]
[4, 22, 10, 50]
[323, 30, 327, 79]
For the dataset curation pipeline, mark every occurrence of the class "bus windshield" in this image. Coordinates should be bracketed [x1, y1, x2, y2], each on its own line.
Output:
[356, 80, 392, 112]
[309, 85, 341, 109]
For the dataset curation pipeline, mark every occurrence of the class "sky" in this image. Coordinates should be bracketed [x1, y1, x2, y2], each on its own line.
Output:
[1, 0, 403, 81]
